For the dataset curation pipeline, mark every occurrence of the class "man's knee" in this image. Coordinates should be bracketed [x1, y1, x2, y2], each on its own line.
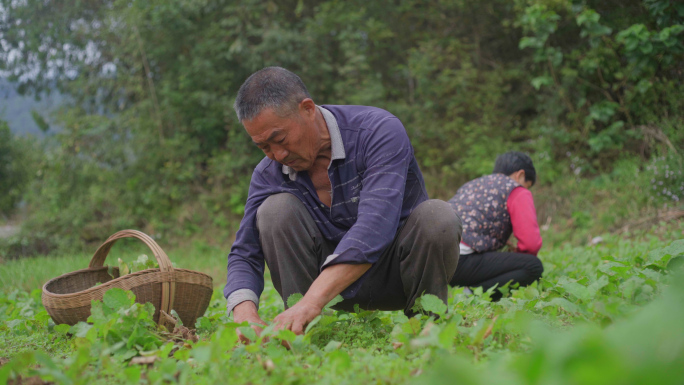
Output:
[407, 199, 462, 279]
[256, 193, 305, 234]
[412, 199, 462, 245]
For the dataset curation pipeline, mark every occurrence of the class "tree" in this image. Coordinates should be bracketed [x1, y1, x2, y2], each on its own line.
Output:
[0, 120, 31, 216]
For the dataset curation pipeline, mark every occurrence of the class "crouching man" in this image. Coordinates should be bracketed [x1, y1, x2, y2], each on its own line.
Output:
[224, 67, 461, 339]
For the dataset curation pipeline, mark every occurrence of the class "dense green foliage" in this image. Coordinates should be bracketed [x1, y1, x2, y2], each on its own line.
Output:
[0, 0, 682, 254]
[0, 120, 35, 216]
[1, 224, 683, 384]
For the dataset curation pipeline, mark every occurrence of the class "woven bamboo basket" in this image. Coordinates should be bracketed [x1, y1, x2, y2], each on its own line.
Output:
[42, 230, 213, 328]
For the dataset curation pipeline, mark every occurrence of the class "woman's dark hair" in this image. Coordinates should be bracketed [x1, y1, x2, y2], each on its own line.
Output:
[493, 151, 537, 186]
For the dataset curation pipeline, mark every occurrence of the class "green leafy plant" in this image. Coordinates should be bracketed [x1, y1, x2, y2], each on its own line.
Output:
[1, 229, 683, 384]
[111, 254, 159, 277]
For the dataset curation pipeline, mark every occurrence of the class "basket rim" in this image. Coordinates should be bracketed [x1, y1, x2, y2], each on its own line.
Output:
[42, 266, 213, 299]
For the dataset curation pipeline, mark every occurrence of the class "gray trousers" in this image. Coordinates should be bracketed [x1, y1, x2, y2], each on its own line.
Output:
[256, 193, 461, 315]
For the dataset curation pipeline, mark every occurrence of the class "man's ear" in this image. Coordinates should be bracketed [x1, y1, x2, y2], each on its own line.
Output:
[299, 98, 316, 120]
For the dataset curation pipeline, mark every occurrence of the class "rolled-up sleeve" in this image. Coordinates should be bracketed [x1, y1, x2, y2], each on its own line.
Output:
[321, 117, 412, 296]
[507, 187, 543, 256]
[224, 169, 270, 315]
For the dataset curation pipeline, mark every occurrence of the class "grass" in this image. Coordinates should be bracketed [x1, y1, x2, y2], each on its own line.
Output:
[0, 221, 683, 384]
[0, 240, 229, 293]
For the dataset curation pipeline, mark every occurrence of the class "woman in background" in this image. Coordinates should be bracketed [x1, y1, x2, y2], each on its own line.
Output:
[448, 151, 544, 300]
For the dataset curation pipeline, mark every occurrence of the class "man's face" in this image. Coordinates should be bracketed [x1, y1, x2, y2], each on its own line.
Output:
[243, 101, 319, 172]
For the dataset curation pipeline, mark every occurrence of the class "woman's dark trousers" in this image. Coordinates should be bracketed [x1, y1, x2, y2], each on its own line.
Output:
[450, 251, 544, 300]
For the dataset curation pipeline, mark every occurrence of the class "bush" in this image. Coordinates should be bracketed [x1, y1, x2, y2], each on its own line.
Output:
[0, 121, 34, 217]
[1, 0, 682, 253]
[645, 153, 684, 206]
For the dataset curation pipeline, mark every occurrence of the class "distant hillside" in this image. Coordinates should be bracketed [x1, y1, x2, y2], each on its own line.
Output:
[0, 78, 64, 136]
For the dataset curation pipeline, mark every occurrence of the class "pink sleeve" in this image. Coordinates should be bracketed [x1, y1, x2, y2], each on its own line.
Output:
[507, 187, 543, 256]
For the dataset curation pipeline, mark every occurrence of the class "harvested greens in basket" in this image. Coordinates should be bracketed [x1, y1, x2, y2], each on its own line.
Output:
[109, 254, 159, 277]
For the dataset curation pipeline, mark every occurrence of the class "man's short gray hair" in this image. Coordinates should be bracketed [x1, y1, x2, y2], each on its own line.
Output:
[233, 67, 312, 122]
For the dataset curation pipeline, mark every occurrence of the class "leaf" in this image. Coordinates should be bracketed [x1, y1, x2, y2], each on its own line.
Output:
[304, 315, 322, 334]
[107, 265, 117, 279]
[645, 240, 684, 268]
[639, 268, 662, 282]
[136, 254, 149, 266]
[420, 294, 447, 316]
[587, 275, 610, 298]
[54, 324, 71, 336]
[159, 342, 177, 358]
[117, 349, 138, 362]
[401, 317, 422, 336]
[0, 364, 12, 385]
[325, 295, 344, 309]
[30, 110, 50, 133]
[276, 329, 297, 343]
[536, 297, 581, 314]
[103, 288, 136, 310]
[287, 293, 303, 308]
[327, 350, 351, 371]
[173, 348, 191, 361]
[124, 366, 142, 383]
[669, 256, 684, 271]
[557, 277, 592, 301]
[237, 326, 257, 342]
[639, 42, 653, 54]
[190, 346, 212, 364]
[620, 276, 646, 300]
[324, 340, 342, 352]
[318, 315, 339, 328]
[88, 300, 107, 324]
[598, 261, 630, 277]
[576, 10, 599, 26]
[69, 322, 93, 338]
[471, 317, 498, 346]
[118, 258, 130, 276]
[522, 285, 540, 299]
[34, 310, 50, 325]
[531, 75, 553, 90]
[195, 317, 213, 333]
[438, 322, 458, 349]
[519, 37, 543, 49]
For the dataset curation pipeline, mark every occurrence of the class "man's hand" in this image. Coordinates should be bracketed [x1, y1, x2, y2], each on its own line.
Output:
[233, 301, 267, 344]
[272, 299, 322, 335]
[272, 263, 372, 335]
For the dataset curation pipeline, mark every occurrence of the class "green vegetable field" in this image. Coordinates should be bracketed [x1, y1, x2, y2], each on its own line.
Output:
[1, 223, 683, 384]
[1, 0, 684, 383]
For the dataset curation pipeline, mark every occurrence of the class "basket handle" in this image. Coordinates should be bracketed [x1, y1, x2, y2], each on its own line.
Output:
[89, 230, 173, 271]
[88, 230, 175, 320]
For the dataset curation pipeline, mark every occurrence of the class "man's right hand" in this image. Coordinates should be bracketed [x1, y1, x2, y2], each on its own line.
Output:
[233, 301, 267, 344]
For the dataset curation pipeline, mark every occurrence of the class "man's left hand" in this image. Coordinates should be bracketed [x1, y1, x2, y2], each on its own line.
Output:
[272, 263, 370, 335]
[272, 300, 322, 335]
